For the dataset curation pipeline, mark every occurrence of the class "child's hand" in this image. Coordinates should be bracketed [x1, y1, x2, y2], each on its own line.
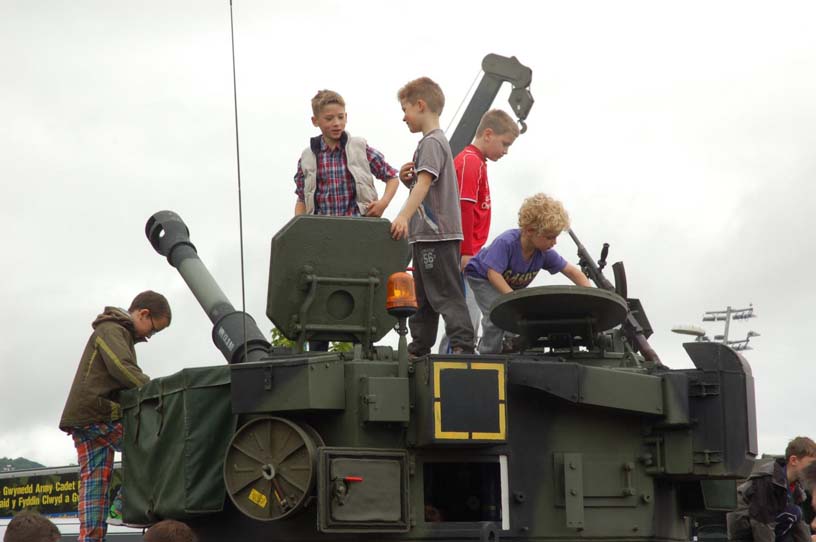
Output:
[399, 162, 416, 184]
[391, 215, 409, 240]
[365, 199, 388, 217]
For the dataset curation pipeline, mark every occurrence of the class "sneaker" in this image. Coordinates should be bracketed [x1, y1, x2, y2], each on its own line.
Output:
[108, 494, 123, 525]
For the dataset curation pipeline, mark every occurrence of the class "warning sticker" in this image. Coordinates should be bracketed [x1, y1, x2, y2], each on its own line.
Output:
[248, 488, 268, 509]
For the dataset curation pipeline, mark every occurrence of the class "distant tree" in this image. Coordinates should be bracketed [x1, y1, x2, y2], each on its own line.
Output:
[270, 327, 353, 353]
[270, 327, 295, 348]
[329, 342, 353, 353]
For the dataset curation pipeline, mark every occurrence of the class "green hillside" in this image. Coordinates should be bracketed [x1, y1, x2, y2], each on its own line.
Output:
[0, 457, 46, 471]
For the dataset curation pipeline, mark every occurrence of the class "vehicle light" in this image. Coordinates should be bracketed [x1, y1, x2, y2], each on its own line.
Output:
[386, 272, 417, 318]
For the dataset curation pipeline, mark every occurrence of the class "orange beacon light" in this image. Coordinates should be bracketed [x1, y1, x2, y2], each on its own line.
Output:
[386, 272, 417, 318]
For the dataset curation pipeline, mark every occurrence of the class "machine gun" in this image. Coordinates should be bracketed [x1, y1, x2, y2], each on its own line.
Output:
[568, 228, 663, 365]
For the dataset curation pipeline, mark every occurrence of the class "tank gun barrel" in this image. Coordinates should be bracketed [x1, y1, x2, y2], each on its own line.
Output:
[146, 210, 270, 364]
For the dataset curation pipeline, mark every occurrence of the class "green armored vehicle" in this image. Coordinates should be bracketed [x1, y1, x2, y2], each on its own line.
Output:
[121, 206, 756, 542]
[120, 54, 756, 541]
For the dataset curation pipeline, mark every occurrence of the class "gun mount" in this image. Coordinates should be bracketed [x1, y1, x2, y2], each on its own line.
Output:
[491, 286, 628, 352]
[122, 211, 758, 542]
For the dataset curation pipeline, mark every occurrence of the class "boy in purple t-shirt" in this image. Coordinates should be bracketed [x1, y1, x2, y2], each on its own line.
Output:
[464, 193, 590, 354]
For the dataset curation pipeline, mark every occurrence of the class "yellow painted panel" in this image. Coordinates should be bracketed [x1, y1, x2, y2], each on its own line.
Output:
[434, 401, 469, 440]
[472, 403, 506, 440]
[433, 361, 468, 399]
[471, 362, 505, 401]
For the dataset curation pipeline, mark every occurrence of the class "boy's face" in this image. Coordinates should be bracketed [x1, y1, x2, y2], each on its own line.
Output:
[132, 308, 170, 340]
[526, 228, 560, 252]
[400, 99, 424, 133]
[482, 129, 517, 161]
[788, 454, 816, 481]
[311, 103, 347, 145]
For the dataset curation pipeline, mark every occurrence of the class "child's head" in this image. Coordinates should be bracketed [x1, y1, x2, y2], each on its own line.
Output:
[475, 109, 520, 162]
[4, 510, 60, 542]
[144, 519, 197, 542]
[129, 290, 171, 340]
[397, 77, 445, 133]
[785, 436, 816, 481]
[310, 89, 347, 144]
[518, 193, 570, 252]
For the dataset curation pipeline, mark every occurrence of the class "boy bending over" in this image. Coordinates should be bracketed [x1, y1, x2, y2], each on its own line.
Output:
[59, 291, 171, 542]
[438, 109, 519, 353]
[465, 193, 589, 354]
[727, 436, 816, 542]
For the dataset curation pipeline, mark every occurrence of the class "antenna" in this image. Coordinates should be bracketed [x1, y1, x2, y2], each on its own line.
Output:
[228, 0, 249, 364]
[672, 304, 759, 349]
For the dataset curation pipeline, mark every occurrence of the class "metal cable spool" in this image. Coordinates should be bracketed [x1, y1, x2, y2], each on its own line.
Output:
[223, 417, 324, 521]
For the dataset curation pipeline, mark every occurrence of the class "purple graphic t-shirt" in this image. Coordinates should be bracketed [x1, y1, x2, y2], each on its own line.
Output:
[464, 229, 567, 290]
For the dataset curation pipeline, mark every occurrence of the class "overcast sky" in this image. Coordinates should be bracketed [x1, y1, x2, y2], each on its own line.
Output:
[2, 1, 815, 467]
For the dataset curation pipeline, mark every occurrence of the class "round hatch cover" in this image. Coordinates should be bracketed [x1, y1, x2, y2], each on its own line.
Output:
[490, 285, 628, 339]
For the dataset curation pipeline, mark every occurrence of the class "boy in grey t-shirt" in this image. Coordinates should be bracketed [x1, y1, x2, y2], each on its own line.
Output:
[392, 77, 475, 355]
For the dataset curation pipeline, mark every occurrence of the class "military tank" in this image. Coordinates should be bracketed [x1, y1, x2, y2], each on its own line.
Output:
[118, 208, 757, 542]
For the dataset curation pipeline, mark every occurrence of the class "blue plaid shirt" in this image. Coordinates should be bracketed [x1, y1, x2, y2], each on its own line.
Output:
[294, 134, 397, 216]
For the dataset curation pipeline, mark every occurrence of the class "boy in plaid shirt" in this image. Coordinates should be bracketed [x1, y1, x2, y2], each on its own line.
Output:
[293, 89, 399, 217]
[59, 291, 171, 542]
[293, 89, 400, 352]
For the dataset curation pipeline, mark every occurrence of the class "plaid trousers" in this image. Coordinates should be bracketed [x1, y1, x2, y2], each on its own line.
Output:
[71, 421, 123, 542]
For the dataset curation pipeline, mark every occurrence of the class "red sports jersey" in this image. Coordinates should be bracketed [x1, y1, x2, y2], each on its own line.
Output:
[455, 144, 491, 256]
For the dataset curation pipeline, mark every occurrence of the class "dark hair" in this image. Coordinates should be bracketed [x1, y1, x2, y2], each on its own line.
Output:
[4, 510, 60, 542]
[144, 519, 196, 542]
[128, 290, 171, 323]
[785, 436, 816, 460]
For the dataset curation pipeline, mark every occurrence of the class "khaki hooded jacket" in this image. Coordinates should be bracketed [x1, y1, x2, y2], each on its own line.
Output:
[59, 307, 150, 431]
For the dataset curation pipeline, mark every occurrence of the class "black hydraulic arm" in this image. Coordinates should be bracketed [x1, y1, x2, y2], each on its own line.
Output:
[449, 54, 534, 156]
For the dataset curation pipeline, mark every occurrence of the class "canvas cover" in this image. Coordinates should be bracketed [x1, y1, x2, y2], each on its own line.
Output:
[120, 365, 236, 523]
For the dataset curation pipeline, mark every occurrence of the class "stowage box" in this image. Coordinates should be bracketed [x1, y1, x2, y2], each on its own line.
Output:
[230, 354, 345, 413]
[120, 366, 236, 524]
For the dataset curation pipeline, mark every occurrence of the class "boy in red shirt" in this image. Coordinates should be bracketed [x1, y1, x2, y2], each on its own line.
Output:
[439, 109, 519, 353]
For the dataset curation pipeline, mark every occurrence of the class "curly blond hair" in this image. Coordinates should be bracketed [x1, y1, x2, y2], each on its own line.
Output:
[518, 193, 570, 234]
[397, 77, 445, 114]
